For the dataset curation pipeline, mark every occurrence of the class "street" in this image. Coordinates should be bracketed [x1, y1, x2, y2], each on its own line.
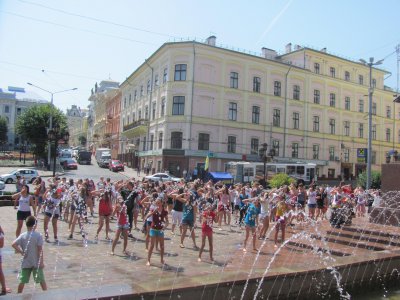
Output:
[1, 163, 130, 193]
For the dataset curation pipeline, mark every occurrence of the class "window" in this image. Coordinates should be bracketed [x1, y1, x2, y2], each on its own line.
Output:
[293, 112, 299, 129]
[372, 125, 376, 140]
[274, 81, 281, 96]
[250, 138, 259, 154]
[142, 136, 146, 151]
[329, 147, 335, 161]
[313, 116, 320, 132]
[172, 96, 185, 115]
[359, 99, 364, 113]
[329, 93, 336, 107]
[198, 133, 210, 151]
[386, 128, 391, 142]
[345, 97, 351, 110]
[174, 64, 187, 81]
[149, 134, 154, 150]
[292, 143, 299, 158]
[343, 148, 350, 162]
[171, 132, 182, 149]
[227, 136, 236, 153]
[386, 106, 391, 118]
[314, 89, 320, 104]
[359, 75, 364, 85]
[358, 123, 364, 138]
[145, 106, 149, 120]
[253, 77, 261, 93]
[273, 109, 280, 127]
[129, 94, 132, 105]
[293, 85, 300, 100]
[154, 74, 159, 86]
[330, 67, 336, 78]
[372, 151, 376, 164]
[16, 108, 21, 116]
[230, 72, 238, 89]
[313, 145, 319, 160]
[4, 105, 9, 113]
[252, 106, 260, 124]
[372, 102, 377, 115]
[161, 98, 166, 117]
[147, 80, 151, 92]
[329, 119, 336, 134]
[152, 102, 156, 120]
[273, 140, 280, 157]
[134, 90, 137, 100]
[163, 68, 168, 83]
[158, 132, 163, 148]
[344, 121, 350, 136]
[228, 102, 237, 121]
[124, 98, 126, 108]
[345, 71, 350, 81]
[372, 79, 376, 88]
[314, 63, 320, 74]
[140, 85, 144, 96]
[328, 169, 335, 179]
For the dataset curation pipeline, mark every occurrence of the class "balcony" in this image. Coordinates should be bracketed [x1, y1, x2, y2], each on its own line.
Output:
[122, 119, 149, 137]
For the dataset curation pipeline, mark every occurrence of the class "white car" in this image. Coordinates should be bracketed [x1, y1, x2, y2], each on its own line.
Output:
[0, 169, 39, 184]
[0, 180, 5, 191]
[144, 173, 182, 182]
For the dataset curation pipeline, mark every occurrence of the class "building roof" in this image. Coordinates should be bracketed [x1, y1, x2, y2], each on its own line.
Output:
[0, 86, 48, 103]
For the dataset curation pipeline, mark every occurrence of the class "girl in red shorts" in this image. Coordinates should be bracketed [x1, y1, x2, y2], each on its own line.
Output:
[198, 204, 218, 262]
[111, 197, 129, 255]
[93, 188, 113, 241]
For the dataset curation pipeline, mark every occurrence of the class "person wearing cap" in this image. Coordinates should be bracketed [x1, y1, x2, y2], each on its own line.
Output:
[42, 185, 62, 242]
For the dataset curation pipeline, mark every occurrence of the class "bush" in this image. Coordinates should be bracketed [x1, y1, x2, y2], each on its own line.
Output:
[356, 171, 381, 189]
[268, 173, 295, 188]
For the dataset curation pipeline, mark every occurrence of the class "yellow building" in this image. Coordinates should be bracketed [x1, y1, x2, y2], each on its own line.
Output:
[120, 37, 398, 180]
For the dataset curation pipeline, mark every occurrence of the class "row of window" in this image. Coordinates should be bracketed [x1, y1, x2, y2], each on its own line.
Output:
[139, 131, 380, 164]
[313, 63, 377, 87]
[1, 106, 25, 115]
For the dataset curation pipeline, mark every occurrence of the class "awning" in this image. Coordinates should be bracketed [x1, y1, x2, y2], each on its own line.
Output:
[208, 172, 233, 180]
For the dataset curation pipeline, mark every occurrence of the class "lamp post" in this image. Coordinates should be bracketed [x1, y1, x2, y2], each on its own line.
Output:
[359, 58, 384, 190]
[27, 83, 77, 170]
[48, 125, 70, 177]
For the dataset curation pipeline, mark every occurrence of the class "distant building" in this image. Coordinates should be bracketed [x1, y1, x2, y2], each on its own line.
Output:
[119, 37, 399, 179]
[66, 105, 87, 147]
[87, 80, 120, 151]
[0, 86, 48, 149]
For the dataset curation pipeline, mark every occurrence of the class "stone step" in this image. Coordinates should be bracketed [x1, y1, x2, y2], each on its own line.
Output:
[286, 240, 352, 257]
[340, 225, 400, 240]
[310, 233, 387, 251]
[326, 230, 400, 247]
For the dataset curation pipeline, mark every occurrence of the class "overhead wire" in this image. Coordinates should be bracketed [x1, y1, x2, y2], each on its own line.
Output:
[17, 0, 178, 39]
[0, 10, 159, 46]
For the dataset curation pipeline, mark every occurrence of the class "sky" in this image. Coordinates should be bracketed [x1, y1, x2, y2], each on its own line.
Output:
[1, 0, 400, 112]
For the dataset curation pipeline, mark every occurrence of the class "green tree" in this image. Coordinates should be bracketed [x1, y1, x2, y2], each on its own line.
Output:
[78, 135, 87, 146]
[15, 104, 67, 157]
[268, 173, 296, 188]
[356, 171, 381, 189]
[0, 116, 7, 145]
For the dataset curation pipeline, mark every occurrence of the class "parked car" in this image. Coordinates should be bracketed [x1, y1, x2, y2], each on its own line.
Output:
[144, 173, 182, 182]
[59, 151, 73, 165]
[63, 158, 78, 170]
[109, 160, 124, 172]
[98, 158, 110, 168]
[0, 180, 5, 191]
[0, 169, 39, 184]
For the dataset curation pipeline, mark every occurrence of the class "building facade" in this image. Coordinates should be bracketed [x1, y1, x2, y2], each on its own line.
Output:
[87, 80, 119, 152]
[105, 90, 121, 159]
[120, 38, 399, 179]
[66, 105, 87, 147]
[0, 86, 48, 149]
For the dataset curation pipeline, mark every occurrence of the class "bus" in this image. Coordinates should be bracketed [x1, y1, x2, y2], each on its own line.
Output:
[224, 161, 316, 184]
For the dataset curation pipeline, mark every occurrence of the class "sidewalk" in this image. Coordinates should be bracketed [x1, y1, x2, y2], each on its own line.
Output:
[118, 166, 143, 181]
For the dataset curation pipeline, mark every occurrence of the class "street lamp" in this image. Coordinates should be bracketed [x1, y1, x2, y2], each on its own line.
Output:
[48, 125, 70, 177]
[27, 82, 77, 170]
[359, 58, 384, 190]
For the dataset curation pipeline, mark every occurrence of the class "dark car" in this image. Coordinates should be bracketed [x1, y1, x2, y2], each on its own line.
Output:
[109, 160, 124, 172]
[63, 158, 78, 170]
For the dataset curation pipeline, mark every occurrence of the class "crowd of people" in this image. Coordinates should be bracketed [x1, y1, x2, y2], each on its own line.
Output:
[0, 174, 382, 295]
